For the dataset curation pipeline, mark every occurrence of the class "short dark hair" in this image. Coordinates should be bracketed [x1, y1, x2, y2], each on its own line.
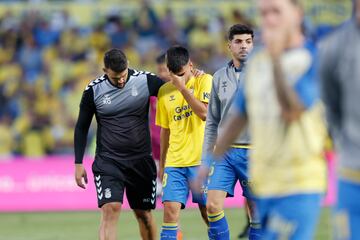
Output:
[166, 46, 190, 73]
[104, 48, 128, 72]
[156, 53, 166, 64]
[228, 24, 254, 41]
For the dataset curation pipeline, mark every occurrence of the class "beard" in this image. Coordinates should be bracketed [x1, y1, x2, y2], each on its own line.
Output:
[237, 52, 248, 62]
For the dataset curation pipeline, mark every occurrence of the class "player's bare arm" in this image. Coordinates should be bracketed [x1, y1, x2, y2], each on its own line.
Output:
[263, 28, 305, 123]
[272, 58, 305, 122]
[169, 72, 208, 121]
[159, 127, 170, 180]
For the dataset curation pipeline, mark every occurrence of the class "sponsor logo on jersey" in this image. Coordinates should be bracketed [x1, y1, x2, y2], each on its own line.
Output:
[131, 86, 138, 96]
[173, 105, 193, 121]
[102, 94, 111, 105]
[203, 92, 210, 100]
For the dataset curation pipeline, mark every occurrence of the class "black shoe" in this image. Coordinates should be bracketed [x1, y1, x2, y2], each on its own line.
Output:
[237, 222, 250, 239]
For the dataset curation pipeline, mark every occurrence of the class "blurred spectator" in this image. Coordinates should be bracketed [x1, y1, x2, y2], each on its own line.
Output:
[158, 8, 184, 46]
[231, 9, 253, 27]
[0, 10, 18, 31]
[188, 23, 213, 50]
[33, 17, 60, 48]
[183, 15, 197, 36]
[133, 2, 159, 55]
[18, 34, 43, 84]
[208, 15, 226, 44]
[104, 15, 129, 49]
[50, 10, 75, 32]
[0, 115, 13, 160]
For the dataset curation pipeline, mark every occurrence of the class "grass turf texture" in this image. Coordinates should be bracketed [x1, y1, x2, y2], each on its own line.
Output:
[0, 208, 331, 240]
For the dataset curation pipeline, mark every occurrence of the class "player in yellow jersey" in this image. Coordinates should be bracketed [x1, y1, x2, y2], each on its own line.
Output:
[156, 46, 212, 240]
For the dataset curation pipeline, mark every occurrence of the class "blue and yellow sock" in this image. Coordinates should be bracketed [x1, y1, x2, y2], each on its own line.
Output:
[249, 222, 262, 240]
[160, 223, 178, 240]
[207, 211, 230, 240]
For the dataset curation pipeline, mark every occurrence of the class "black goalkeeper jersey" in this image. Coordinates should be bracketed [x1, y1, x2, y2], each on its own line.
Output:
[74, 69, 164, 163]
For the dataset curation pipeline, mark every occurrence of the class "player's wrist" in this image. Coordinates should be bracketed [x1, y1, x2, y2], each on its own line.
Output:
[271, 55, 282, 65]
[178, 85, 187, 93]
[202, 153, 217, 168]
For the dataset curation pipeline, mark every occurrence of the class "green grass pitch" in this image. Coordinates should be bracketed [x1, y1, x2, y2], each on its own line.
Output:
[0, 208, 331, 240]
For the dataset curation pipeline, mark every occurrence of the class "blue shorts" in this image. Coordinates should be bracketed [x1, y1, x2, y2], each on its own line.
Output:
[256, 193, 322, 240]
[335, 179, 360, 240]
[162, 166, 206, 208]
[207, 148, 252, 199]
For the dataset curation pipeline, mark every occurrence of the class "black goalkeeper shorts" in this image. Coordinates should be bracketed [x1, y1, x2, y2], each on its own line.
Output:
[92, 155, 157, 209]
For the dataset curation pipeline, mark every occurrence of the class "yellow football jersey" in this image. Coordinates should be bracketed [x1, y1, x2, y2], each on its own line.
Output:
[156, 74, 212, 167]
[238, 45, 327, 197]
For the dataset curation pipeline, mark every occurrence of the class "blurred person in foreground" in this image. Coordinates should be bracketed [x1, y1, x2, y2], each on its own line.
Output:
[156, 46, 212, 239]
[202, 0, 327, 239]
[319, 0, 360, 239]
[74, 48, 165, 240]
[197, 24, 260, 240]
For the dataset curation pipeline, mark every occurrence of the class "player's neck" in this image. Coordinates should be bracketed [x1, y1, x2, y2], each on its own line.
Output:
[185, 74, 194, 84]
[233, 59, 242, 69]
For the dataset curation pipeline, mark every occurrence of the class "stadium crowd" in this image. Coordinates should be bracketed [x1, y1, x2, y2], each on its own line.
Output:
[0, 2, 255, 158]
[0, 2, 336, 158]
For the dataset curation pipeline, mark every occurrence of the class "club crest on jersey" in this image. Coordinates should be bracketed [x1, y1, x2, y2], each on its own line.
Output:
[131, 86, 138, 96]
[102, 95, 111, 105]
[104, 188, 112, 199]
[169, 95, 175, 101]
